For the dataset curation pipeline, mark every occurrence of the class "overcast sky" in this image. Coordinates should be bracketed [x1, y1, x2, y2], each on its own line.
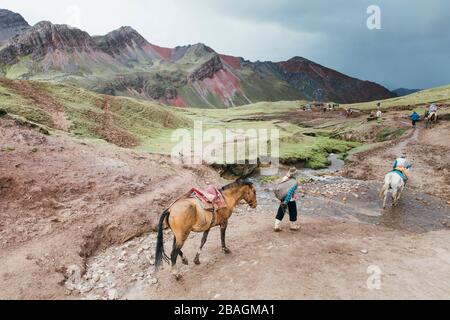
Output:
[2, 0, 449, 89]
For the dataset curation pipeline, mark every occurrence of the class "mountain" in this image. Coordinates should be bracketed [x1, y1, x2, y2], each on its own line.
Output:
[0, 9, 395, 107]
[0, 9, 30, 45]
[274, 57, 394, 103]
[392, 88, 422, 97]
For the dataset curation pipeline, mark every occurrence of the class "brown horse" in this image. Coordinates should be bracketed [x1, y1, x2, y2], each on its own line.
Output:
[155, 179, 257, 279]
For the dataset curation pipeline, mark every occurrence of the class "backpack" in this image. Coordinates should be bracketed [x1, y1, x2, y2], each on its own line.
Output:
[274, 179, 297, 201]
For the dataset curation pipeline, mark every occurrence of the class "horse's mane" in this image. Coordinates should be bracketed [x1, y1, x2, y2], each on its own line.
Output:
[221, 179, 254, 191]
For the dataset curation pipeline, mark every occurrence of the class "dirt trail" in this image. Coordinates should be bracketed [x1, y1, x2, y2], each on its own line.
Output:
[343, 120, 450, 199]
[76, 194, 449, 300]
[72, 122, 450, 300]
[1, 109, 449, 300]
[0, 115, 223, 299]
[93, 96, 138, 148]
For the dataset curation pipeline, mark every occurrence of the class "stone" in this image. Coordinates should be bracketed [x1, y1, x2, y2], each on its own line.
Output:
[107, 289, 118, 300]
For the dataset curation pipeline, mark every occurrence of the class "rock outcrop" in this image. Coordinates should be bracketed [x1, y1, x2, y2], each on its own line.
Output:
[0, 21, 99, 64]
[188, 54, 223, 82]
[0, 9, 30, 44]
[94, 26, 160, 61]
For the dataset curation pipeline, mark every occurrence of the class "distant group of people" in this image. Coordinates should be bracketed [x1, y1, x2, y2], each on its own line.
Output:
[274, 101, 443, 230]
[409, 103, 439, 128]
[302, 103, 339, 112]
[373, 102, 440, 128]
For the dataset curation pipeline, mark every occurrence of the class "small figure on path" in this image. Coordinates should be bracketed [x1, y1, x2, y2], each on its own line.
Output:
[409, 111, 420, 128]
[274, 167, 301, 232]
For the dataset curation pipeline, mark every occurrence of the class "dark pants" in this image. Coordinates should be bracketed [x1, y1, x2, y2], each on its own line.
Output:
[276, 201, 298, 222]
[412, 120, 417, 127]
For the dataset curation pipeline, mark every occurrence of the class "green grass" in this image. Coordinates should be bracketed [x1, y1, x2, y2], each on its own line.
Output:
[45, 82, 193, 145]
[10, 78, 439, 168]
[375, 128, 406, 142]
[0, 84, 54, 126]
[1, 80, 193, 148]
[185, 100, 308, 120]
[281, 136, 359, 169]
[4, 56, 33, 78]
[343, 85, 450, 110]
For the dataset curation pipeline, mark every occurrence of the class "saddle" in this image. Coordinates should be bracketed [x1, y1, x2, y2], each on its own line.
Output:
[392, 166, 409, 182]
[188, 186, 227, 212]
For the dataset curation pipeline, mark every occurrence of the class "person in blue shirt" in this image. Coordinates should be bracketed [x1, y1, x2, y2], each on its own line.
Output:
[409, 111, 420, 128]
[274, 167, 301, 232]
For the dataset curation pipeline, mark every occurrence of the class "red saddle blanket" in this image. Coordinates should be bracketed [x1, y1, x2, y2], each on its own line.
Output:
[189, 186, 227, 211]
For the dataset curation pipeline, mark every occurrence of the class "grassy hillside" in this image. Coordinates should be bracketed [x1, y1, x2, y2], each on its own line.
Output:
[179, 101, 360, 168]
[343, 84, 450, 110]
[4, 79, 446, 169]
[0, 79, 191, 148]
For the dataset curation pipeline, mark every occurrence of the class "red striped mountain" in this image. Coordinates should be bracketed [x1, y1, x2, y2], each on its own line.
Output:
[0, 9, 394, 107]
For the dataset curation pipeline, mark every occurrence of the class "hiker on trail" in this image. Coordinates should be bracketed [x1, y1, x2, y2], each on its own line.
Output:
[376, 109, 383, 123]
[392, 155, 412, 182]
[274, 167, 301, 232]
[409, 111, 420, 128]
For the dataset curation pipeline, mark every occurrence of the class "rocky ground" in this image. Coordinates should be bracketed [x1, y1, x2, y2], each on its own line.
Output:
[1, 109, 449, 300]
[0, 115, 223, 299]
[343, 118, 450, 200]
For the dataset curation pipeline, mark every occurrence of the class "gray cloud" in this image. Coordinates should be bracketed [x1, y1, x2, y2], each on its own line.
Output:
[2, 0, 449, 89]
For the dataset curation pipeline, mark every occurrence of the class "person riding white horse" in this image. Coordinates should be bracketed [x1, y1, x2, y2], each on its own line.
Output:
[426, 103, 438, 119]
[429, 103, 438, 114]
[393, 155, 412, 181]
[380, 155, 412, 209]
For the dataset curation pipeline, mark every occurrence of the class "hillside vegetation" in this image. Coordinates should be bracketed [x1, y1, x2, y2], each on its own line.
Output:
[2, 79, 448, 169]
[0, 79, 191, 148]
[343, 84, 450, 110]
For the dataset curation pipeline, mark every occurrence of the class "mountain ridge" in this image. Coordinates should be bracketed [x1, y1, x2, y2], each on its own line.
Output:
[0, 9, 395, 107]
[0, 9, 30, 44]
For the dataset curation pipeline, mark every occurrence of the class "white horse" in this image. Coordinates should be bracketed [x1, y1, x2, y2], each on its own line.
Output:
[379, 171, 406, 209]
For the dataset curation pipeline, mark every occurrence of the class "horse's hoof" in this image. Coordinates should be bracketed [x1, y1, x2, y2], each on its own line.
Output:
[222, 247, 232, 254]
[174, 274, 183, 281]
[172, 272, 183, 281]
[182, 258, 189, 266]
[194, 256, 201, 265]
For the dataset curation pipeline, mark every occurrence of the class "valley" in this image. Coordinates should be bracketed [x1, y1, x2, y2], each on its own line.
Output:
[0, 6, 449, 301]
[0, 75, 449, 299]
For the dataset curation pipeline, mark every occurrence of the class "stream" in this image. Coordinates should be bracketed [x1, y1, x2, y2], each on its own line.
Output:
[70, 153, 449, 300]
[254, 153, 449, 233]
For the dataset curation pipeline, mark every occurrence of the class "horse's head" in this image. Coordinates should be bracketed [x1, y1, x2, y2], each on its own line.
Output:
[222, 178, 258, 209]
[240, 180, 257, 209]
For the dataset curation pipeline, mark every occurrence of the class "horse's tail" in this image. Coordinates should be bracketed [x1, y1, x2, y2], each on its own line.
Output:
[155, 209, 170, 270]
